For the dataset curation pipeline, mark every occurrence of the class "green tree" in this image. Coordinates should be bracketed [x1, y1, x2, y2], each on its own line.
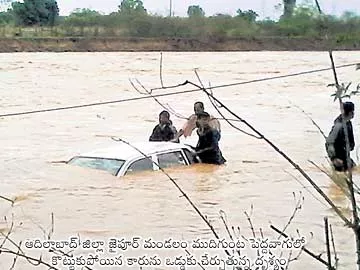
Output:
[341, 11, 359, 21]
[187, 5, 205, 18]
[11, 0, 59, 26]
[236, 9, 258, 23]
[65, 8, 101, 26]
[282, 0, 296, 19]
[0, 10, 13, 24]
[118, 0, 146, 14]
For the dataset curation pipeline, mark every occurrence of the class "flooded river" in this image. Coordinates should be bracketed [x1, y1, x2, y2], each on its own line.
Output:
[1, 51, 360, 269]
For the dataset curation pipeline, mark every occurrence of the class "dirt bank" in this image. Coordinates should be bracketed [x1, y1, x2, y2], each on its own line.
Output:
[0, 36, 359, 52]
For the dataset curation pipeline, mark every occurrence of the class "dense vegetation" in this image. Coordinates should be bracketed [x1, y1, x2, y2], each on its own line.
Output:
[0, 0, 359, 43]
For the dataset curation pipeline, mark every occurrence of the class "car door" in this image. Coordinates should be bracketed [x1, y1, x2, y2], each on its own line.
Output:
[122, 156, 156, 176]
[155, 150, 188, 170]
[182, 148, 199, 164]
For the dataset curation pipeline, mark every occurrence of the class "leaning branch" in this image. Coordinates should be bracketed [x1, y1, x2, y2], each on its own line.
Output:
[0, 249, 58, 270]
[287, 100, 326, 139]
[324, 217, 332, 270]
[185, 79, 352, 227]
[271, 225, 335, 270]
[194, 70, 262, 139]
[0, 196, 14, 205]
[111, 137, 231, 256]
[314, 1, 360, 267]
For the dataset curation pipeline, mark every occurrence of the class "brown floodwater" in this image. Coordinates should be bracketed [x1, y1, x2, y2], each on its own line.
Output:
[0, 51, 360, 269]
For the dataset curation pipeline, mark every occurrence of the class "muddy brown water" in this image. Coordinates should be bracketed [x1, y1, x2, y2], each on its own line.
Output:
[0, 51, 360, 269]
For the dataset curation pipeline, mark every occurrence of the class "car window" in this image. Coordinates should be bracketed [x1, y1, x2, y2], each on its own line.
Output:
[183, 149, 196, 164]
[68, 157, 125, 176]
[125, 158, 154, 175]
[157, 151, 186, 168]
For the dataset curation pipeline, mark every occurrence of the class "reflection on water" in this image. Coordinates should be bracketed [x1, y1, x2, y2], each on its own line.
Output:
[0, 51, 360, 269]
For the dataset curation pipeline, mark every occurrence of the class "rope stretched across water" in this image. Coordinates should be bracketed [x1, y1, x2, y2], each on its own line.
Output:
[0, 63, 358, 118]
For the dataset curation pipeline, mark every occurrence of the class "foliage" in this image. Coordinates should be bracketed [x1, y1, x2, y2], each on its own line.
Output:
[0, 10, 12, 25]
[329, 82, 360, 102]
[118, 0, 146, 15]
[187, 5, 205, 18]
[282, 0, 296, 19]
[11, 0, 59, 26]
[236, 9, 258, 23]
[0, 1, 359, 42]
[64, 8, 102, 27]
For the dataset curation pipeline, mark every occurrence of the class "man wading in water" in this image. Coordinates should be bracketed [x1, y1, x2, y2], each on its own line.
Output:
[172, 101, 221, 142]
[325, 101, 356, 172]
[195, 112, 226, 165]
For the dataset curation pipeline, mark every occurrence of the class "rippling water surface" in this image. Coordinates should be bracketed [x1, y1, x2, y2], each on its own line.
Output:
[1, 51, 360, 269]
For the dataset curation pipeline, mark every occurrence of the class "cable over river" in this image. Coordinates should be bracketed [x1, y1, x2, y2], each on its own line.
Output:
[0, 51, 360, 269]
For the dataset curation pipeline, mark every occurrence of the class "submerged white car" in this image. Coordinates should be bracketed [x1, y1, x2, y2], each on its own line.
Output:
[67, 141, 200, 177]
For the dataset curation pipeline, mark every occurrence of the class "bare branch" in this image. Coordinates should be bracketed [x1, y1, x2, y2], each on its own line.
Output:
[290, 244, 305, 264]
[219, 210, 234, 241]
[278, 191, 304, 239]
[0, 217, 14, 248]
[288, 100, 326, 139]
[193, 70, 263, 139]
[0, 249, 58, 270]
[9, 241, 22, 270]
[324, 217, 333, 270]
[315, 1, 360, 262]
[20, 208, 48, 240]
[183, 78, 352, 227]
[111, 137, 231, 256]
[308, 160, 360, 211]
[285, 250, 293, 270]
[47, 212, 54, 240]
[330, 224, 339, 268]
[271, 225, 335, 270]
[129, 78, 188, 119]
[219, 210, 241, 256]
[244, 205, 256, 238]
[0, 196, 14, 205]
[184, 249, 205, 270]
[284, 170, 329, 209]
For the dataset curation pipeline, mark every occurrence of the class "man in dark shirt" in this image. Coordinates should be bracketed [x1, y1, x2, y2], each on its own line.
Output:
[325, 101, 356, 172]
[149, 110, 178, 142]
[195, 112, 226, 165]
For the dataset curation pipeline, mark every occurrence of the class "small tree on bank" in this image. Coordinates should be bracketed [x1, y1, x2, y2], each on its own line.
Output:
[187, 5, 205, 18]
[282, 0, 297, 19]
[118, 0, 146, 15]
[236, 9, 259, 23]
[11, 0, 59, 26]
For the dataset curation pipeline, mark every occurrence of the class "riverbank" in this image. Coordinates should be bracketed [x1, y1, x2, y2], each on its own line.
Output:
[0, 36, 359, 52]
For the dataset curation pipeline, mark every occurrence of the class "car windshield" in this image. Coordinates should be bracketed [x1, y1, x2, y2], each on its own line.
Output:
[68, 157, 125, 176]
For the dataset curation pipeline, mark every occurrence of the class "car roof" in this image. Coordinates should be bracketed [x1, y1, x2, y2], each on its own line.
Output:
[74, 141, 194, 161]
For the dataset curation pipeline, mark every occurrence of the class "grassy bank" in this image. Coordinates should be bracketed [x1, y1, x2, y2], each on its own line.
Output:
[1, 5, 360, 52]
[1, 36, 360, 52]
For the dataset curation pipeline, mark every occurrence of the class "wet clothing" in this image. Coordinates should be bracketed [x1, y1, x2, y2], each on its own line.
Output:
[195, 127, 226, 165]
[182, 114, 221, 139]
[149, 123, 178, 142]
[325, 115, 355, 171]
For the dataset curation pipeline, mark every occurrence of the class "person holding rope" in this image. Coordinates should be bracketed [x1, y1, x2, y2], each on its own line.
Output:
[172, 101, 221, 142]
[325, 101, 356, 172]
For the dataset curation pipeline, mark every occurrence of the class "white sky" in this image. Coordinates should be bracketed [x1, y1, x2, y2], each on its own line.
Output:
[2, 0, 360, 19]
[57, 0, 360, 18]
